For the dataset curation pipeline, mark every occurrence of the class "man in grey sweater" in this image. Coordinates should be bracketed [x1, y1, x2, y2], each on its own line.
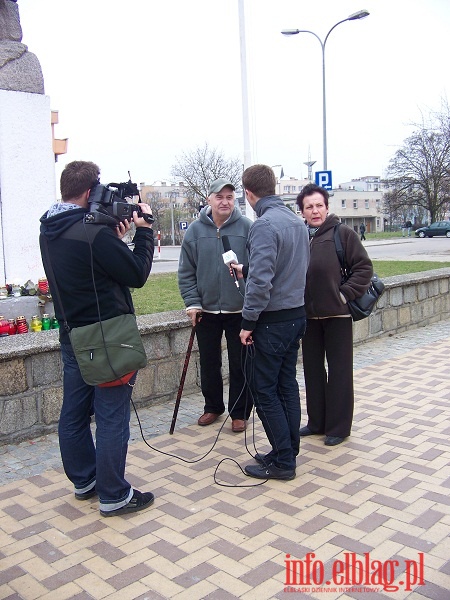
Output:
[238, 164, 309, 480]
[178, 179, 252, 432]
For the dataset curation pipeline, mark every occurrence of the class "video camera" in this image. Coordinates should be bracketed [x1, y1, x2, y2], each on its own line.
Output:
[85, 172, 154, 226]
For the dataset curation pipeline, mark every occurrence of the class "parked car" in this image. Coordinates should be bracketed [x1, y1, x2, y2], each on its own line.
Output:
[415, 221, 450, 238]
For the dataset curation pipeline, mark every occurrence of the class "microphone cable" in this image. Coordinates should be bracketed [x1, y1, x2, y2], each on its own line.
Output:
[129, 340, 270, 487]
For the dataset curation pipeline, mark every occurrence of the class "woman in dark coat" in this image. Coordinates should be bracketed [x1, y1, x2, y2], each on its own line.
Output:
[296, 184, 373, 446]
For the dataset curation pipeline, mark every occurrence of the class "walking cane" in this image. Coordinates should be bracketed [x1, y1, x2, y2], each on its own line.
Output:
[169, 322, 197, 434]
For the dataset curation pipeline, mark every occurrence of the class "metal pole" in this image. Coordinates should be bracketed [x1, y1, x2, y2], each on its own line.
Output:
[238, 0, 255, 220]
[170, 195, 175, 245]
[321, 18, 348, 172]
[321, 43, 327, 171]
[282, 12, 369, 173]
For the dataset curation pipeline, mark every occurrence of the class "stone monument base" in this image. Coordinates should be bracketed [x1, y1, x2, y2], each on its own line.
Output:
[0, 90, 55, 285]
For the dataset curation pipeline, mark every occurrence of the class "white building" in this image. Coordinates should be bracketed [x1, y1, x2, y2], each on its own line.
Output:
[275, 170, 386, 233]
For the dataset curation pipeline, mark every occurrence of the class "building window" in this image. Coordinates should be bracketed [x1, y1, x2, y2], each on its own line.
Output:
[284, 185, 290, 192]
[292, 186, 296, 192]
[341, 199, 346, 209]
[353, 199, 358, 209]
[365, 199, 369, 209]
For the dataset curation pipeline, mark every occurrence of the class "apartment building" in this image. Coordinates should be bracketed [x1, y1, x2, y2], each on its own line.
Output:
[276, 173, 386, 233]
[139, 173, 387, 233]
[139, 181, 189, 207]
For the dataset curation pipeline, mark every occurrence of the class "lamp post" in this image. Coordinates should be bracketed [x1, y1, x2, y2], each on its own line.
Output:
[282, 9, 369, 171]
[169, 191, 177, 245]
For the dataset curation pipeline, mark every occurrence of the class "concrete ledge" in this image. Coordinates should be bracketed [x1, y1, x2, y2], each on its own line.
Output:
[1, 270, 450, 445]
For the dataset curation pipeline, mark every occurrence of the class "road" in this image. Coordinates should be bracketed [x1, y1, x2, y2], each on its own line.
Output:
[150, 238, 450, 274]
[364, 236, 450, 262]
[151, 246, 181, 274]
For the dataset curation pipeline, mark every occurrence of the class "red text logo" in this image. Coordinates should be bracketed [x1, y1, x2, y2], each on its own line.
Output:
[284, 552, 425, 593]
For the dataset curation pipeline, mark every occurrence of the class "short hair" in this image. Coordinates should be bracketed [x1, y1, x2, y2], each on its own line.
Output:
[60, 161, 100, 201]
[242, 164, 276, 199]
[296, 183, 329, 212]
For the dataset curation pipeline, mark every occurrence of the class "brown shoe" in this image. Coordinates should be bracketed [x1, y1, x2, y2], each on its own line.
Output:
[232, 419, 246, 433]
[198, 412, 220, 426]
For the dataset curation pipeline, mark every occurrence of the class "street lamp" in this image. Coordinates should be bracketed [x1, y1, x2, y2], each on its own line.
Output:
[281, 9, 369, 171]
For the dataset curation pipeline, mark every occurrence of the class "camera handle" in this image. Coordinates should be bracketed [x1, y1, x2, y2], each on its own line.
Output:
[84, 211, 117, 226]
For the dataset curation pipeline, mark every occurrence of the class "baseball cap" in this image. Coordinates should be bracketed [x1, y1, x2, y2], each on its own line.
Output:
[208, 178, 235, 195]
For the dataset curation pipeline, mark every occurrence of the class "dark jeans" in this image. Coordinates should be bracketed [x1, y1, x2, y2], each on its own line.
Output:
[59, 343, 136, 513]
[248, 316, 306, 470]
[195, 312, 251, 419]
[301, 317, 354, 437]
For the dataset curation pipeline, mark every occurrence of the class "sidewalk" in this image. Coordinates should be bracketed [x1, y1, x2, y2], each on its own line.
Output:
[1, 321, 450, 599]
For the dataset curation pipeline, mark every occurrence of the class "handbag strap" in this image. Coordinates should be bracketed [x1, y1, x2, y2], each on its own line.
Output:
[40, 234, 71, 333]
[333, 223, 351, 281]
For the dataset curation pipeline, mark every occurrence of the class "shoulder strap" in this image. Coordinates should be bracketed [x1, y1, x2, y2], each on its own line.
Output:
[40, 234, 70, 332]
[333, 223, 350, 280]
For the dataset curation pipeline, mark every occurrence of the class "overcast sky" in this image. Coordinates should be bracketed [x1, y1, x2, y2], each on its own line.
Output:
[19, 0, 450, 191]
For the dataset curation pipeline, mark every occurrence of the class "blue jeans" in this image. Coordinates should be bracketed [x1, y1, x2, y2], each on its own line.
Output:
[248, 316, 306, 470]
[60, 343, 135, 512]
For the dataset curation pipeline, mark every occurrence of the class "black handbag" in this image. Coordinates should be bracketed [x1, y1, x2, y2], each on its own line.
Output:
[334, 224, 385, 321]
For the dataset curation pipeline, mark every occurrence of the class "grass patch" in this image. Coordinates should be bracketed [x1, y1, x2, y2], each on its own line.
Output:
[131, 262, 450, 315]
[372, 261, 450, 278]
[366, 231, 404, 240]
[131, 273, 184, 315]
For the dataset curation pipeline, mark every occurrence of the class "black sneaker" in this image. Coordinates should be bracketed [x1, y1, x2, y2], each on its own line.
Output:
[254, 453, 274, 465]
[254, 453, 266, 465]
[245, 462, 296, 481]
[324, 436, 345, 446]
[75, 487, 97, 501]
[299, 426, 317, 436]
[100, 490, 155, 517]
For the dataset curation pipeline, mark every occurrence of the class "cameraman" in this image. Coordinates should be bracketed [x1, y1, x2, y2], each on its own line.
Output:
[39, 160, 155, 517]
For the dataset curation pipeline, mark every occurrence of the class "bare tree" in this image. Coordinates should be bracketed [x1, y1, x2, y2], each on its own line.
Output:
[142, 192, 164, 234]
[385, 104, 450, 223]
[171, 143, 243, 203]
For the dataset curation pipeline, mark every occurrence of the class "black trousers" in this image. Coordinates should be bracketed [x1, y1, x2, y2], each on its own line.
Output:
[301, 317, 354, 437]
[195, 312, 251, 420]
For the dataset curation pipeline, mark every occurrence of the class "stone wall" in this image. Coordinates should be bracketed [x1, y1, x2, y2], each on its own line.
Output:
[1, 268, 449, 445]
[352, 268, 450, 344]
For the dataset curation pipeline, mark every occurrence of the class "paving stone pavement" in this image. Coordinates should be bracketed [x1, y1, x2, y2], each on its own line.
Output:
[1, 320, 450, 599]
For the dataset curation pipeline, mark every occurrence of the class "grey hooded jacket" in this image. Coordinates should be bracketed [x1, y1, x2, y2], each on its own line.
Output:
[178, 206, 251, 313]
[241, 195, 309, 330]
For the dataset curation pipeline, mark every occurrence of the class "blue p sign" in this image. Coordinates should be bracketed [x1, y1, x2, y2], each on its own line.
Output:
[179, 221, 189, 231]
[315, 171, 333, 190]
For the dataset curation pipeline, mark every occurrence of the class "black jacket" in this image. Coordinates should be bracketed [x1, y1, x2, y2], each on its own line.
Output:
[39, 207, 154, 343]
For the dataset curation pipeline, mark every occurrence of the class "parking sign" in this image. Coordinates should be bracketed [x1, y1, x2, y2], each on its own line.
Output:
[179, 221, 189, 231]
[315, 171, 333, 190]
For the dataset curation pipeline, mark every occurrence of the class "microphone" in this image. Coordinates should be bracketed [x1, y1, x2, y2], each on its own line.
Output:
[222, 235, 240, 288]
